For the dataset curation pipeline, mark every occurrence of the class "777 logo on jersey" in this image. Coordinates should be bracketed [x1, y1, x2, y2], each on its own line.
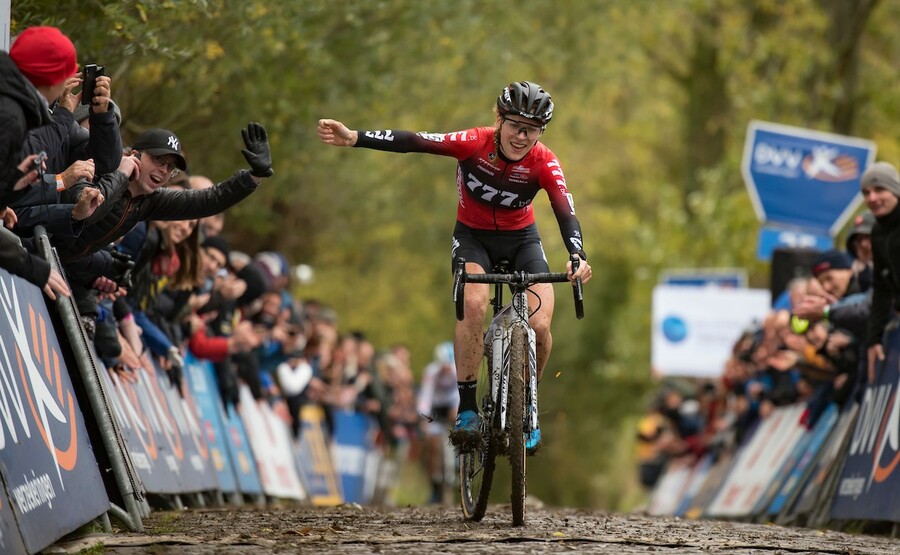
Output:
[466, 173, 528, 208]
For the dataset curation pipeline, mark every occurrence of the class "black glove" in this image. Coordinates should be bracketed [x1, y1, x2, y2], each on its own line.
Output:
[241, 122, 274, 178]
[166, 346, 185, 395]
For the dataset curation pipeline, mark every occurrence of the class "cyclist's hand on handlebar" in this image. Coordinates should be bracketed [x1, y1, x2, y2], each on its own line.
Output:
[567, 255, 592, 285]
[317, 118, 358, 147]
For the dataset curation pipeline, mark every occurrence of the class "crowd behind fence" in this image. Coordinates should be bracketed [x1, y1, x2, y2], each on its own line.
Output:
[0, 26, 456, 554]
[639, 209, 900, 531]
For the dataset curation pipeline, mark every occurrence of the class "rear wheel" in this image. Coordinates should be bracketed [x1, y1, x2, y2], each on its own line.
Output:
[460, 352, 496, 520]
[509, 325, 528, 526]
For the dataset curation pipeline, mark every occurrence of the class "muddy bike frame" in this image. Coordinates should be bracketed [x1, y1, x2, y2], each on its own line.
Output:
[453, 254, 583, 526]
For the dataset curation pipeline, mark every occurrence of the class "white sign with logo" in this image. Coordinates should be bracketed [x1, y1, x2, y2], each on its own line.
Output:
[651, 285, 771, 377]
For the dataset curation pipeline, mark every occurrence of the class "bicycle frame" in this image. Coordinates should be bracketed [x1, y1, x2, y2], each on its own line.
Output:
[454, 254, 583, 525]
[486, 281, 537, 441]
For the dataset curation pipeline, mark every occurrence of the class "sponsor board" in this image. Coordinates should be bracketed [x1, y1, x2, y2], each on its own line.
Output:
[100, 352, 217, 494]
[765, 403, 838, 517]
[0, 271, 109, 553]
[237, 385, 305, 500]
[742, 120, 876, 235]
[221, 400, 262, 496]
[792, 404, 858, 519]
[832, 328, 900, 522]
[295, 405, 342, 505]
[183, 353, 238, 493]
[332, 411, 378, 504]
[706, 404, 806, 517]
[652, 286, 771, 377]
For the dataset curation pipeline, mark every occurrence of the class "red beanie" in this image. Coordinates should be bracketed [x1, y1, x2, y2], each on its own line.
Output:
[9, 26, 77, 87]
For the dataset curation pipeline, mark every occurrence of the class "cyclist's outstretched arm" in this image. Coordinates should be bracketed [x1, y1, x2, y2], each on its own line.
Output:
[317, 119, 358, 147]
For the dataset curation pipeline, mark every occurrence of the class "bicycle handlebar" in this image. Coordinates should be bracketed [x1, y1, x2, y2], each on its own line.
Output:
[464, 272, 571, 284]
[453, 254, 585, 320]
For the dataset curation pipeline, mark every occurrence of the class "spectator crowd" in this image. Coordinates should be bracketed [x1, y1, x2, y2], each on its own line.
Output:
[637, 167, 888, 489]
[1, 26, 452, 503]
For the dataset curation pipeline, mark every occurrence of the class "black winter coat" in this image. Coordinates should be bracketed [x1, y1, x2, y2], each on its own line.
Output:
[866, 204, 900, 346]
[0, 51, 50, 205]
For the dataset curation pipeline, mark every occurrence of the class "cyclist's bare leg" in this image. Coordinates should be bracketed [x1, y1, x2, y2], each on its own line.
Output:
[455, 263, 489, 382]
[528, 282, 555, 383]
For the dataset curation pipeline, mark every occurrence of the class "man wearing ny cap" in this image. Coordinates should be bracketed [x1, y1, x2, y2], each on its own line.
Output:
[859, 161, 900, 383]
[55, 123, 272, 260]
[50, 123, 273, 336]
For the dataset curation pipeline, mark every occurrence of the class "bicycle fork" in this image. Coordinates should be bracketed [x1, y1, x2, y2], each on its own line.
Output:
[489, 319, 539, 440]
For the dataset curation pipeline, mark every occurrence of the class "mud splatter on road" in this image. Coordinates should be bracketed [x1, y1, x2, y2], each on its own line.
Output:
[47, 504, 900, 554]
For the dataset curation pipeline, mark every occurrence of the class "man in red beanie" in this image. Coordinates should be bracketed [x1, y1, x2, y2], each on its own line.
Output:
[1, 26, 78, 197]
[0, 26, 77, 301]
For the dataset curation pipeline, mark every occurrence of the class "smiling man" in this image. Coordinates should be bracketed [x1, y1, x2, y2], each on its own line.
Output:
[55, 123, 272, 262]
[51, 123, 273, 338]
[860, 161, 900, 383]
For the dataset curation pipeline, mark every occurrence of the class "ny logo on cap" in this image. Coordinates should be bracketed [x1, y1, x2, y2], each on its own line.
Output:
[167, 135, 180, 151]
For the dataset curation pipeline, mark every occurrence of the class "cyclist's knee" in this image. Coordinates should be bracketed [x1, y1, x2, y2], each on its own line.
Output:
[531, 314, 552, 338]
[463, 296, 488, 322]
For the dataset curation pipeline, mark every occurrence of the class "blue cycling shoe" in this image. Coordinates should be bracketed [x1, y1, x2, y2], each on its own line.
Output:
[526, 426, 542, 455]
[449, 410, 482, 453]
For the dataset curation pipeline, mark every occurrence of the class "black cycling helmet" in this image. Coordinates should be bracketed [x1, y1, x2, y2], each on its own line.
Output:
[497, 81, 554, 126]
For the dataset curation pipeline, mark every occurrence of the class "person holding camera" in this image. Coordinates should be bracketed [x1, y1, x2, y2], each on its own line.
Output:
[0, 26, 79, 300]
[1, 26, 78, 201]
[23, 64, 122, 181]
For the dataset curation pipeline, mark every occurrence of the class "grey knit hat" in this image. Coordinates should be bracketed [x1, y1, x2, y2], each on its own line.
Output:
[860, 162, 900, 197]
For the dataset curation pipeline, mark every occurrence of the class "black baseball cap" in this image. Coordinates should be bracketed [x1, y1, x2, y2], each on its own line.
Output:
[131, 128, 187, 171]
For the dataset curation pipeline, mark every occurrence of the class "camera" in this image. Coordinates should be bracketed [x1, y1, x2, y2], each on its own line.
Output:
[81, 64, 106, 106]
[32, 151, 47, 180]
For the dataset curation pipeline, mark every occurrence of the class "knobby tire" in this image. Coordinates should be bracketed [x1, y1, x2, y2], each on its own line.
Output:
[509, 325, 528, 526]
[460, 354, 496, 520]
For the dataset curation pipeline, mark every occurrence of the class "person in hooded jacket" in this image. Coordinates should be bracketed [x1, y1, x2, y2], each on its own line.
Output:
[860, 162, 900, 383]
[0, 26, 78, 299]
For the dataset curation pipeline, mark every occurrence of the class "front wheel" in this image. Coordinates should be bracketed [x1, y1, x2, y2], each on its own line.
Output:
[508, 325, 528, 526]
[459, 355, 496, 520]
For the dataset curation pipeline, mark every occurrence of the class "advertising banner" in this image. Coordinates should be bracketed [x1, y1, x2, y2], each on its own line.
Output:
[332, 411, 378, 504]
[652, 286, 771, 377]
[183, 353, 238, 493]
[706, 404, 806, 517]
[295, 405, 342, 505]
[765, 403, 838, 517]
[101, 354, 217, 494]
[646, 459, 693, 516]
[792, 404, 857, 519]
[742, 120, 876, 235]
[0, 480, 28, 554]
[0, 271, 109, 553]
[237, 385, 305, 500]
[221, 402, 262, 496]
[832, 328, 900, 522]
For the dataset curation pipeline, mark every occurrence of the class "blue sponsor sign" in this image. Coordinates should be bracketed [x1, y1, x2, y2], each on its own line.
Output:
[0, 271, 109, 553]
[183, 353, 238, 493]
[332, 411, 376, 504]
[831, 327, 900, 522]
[743, 120, 876, 235]
[766, 403, 838, 516]
[660, 268, 747, 288]
[295, 405, 343, 505]
[222, 403, 263, 495]
[0, 481, 28, 555]
[756, 225, 833, 261]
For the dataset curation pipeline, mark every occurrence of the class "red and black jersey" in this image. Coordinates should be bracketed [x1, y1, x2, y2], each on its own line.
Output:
[354, 127, 585, 259]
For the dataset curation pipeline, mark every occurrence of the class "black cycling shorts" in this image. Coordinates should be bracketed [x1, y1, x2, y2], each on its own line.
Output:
[451, 221, 549, 274]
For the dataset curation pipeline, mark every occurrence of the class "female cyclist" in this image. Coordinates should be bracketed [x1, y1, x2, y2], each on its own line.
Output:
[318, 81, 592, 454]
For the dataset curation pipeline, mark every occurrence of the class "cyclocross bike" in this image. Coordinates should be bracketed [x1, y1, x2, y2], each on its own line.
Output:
[453, 254, 583, 526]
